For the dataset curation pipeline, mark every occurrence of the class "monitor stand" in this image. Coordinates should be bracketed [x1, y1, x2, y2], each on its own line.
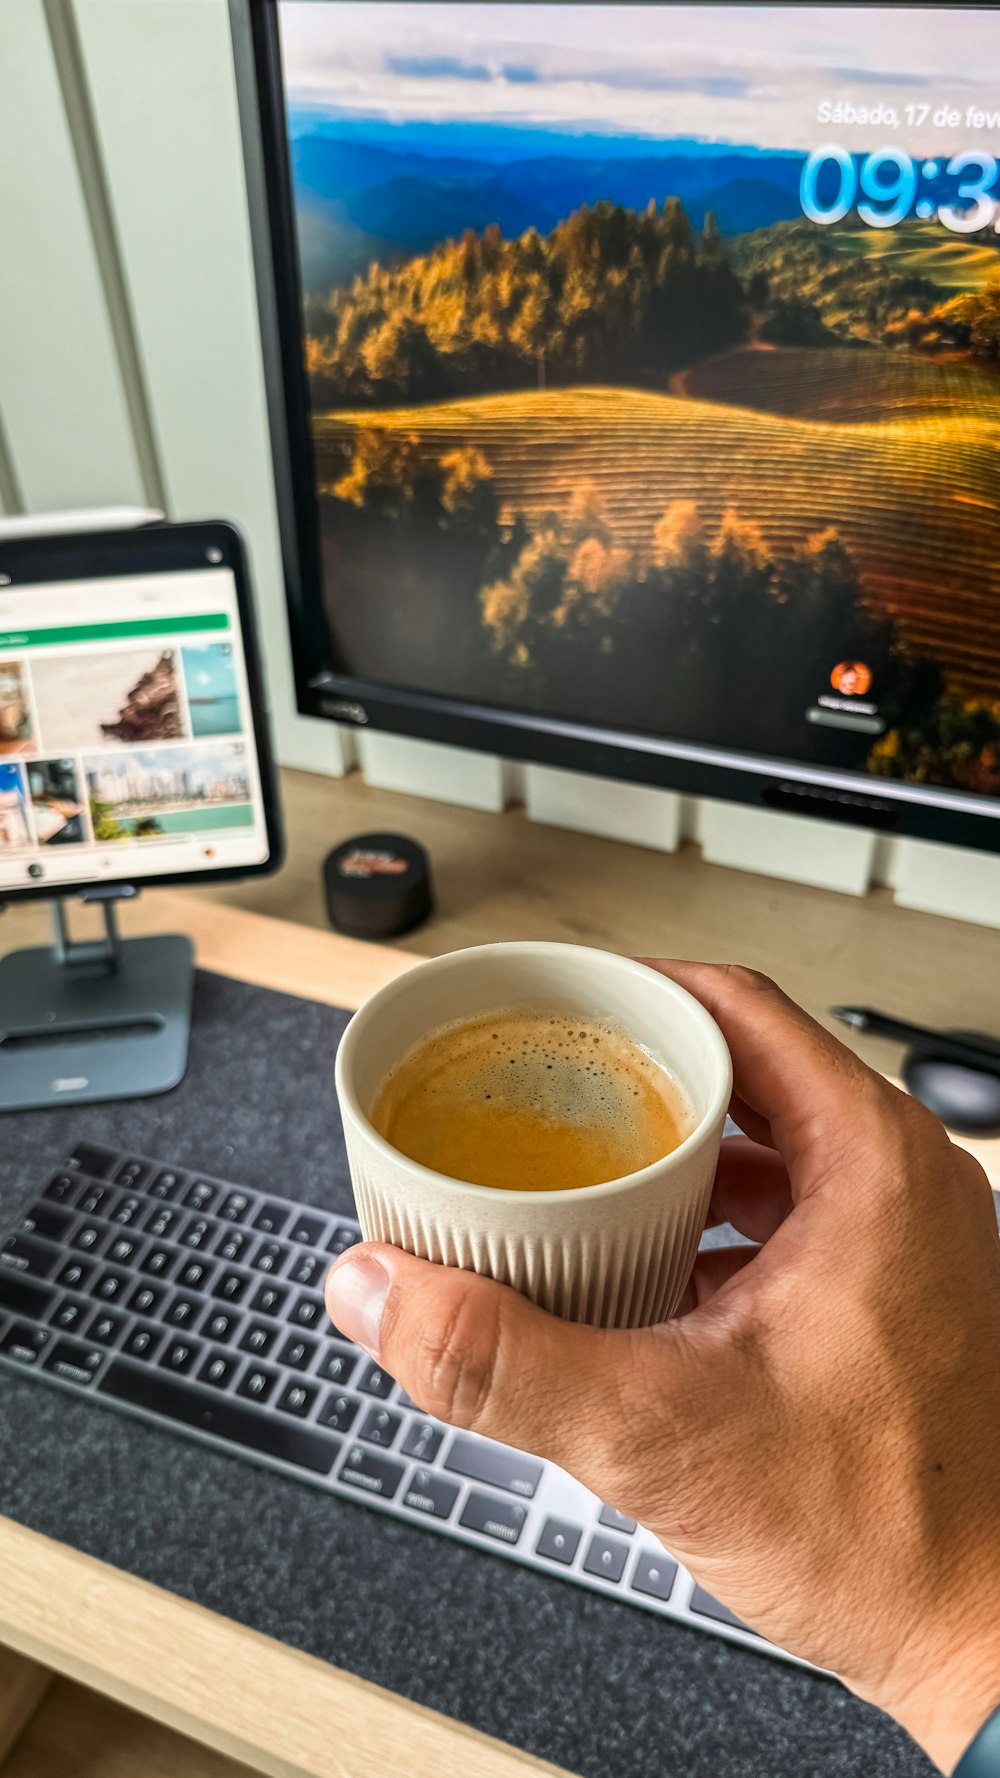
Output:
[0, 890, 194, 1113]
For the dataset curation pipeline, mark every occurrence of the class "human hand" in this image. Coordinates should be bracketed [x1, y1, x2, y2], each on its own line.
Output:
[327, 964, 1000, 1772]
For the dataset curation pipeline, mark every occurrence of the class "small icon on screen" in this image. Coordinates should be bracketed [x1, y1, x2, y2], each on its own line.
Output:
[830, 660, 872, 698]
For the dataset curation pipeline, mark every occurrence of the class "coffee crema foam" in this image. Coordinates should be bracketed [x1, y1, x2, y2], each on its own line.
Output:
[369, 1009, 692, 1191]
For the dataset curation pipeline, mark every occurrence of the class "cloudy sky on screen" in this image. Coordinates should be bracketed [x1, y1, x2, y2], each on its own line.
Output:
[278, 5, 989, 150]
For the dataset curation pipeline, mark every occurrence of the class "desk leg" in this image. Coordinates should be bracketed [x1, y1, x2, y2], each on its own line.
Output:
[0, 1648, 52, 1767]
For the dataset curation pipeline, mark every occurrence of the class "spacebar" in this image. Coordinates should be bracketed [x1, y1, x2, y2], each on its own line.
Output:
[98, 1360, 340, 1474]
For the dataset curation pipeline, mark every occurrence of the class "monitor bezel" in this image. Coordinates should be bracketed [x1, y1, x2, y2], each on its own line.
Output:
[237, 0, 1000, 857]
[0, 519, 285, 904]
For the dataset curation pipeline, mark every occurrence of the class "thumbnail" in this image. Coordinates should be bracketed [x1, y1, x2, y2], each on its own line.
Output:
[0, 661, 34, 756]
[0, 762, 30, 849]
[25, 757, 87, 845]
[31, 648, 185, 751]
[85, 742, 253, 841]
[181, 643, 242, 737]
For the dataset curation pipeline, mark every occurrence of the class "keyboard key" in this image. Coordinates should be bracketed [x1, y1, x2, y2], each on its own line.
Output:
[219, 1191, 253, 1223]
[359, 1406, 401, 1447]
[183, 1181, 218, 1212]
[55, 1258, 94, 1292]
[289, 1212, 326, 1246]
[87, 1310, 125, 1347]
[237, 1364, 278, 1404]
[290, 1294, 324, 1330]
[69, 1142, 117, 1178]
[287, 1252, 326, 1289]
[251, 1241, 289, 1276]
[249, 1281, 288, 1318]
[115, 1159, 151, 1190]
[20, 1202, 74, 1242]
[99, 1361, 341, 1473]
[277, 1380, 319, 1418]
[166, 1294, 200, 1329]
[339, 1444, 405, 1500]
[214, 1270, 249, 1304]
[327, 1224, 362, 1257]
[445, 1435, 542, 1500]
[106, 1233, 141, 1267]
[181, 1217, 215, 1250]
[198, 1349, 240, 1390]
[44, 1338, 104, 1385]
[317, 1390, 359, 1433]
[583, 1533, 629, 1584]
[70, 1223, 107, 1255]
[160, 1337, 200, 1375]
[76, 1184, 111, 1216]
[127, 1281, 167, 1318]
[2, 1233, 60, 1279]
[599, 1505, 637, 1535]
[201, 1308, 239, 1344]
[536, 1519, 582, 1566]
[215, 1228, 253, 1264]
[400, 1421, 443, 1464]
[144, 1207, 182, 1241]
[123, 1326, 162, 1362]
[149, 1169, 185, 1199]
[252, 1202, 289, 1236]
[357, 1361, 394, 1399]
[177, 1258, 214, 1293]
[111, 1194, 144, 1226]
[0, 1273, 55, 1319]
[140, 1245, 176, 1279]
[689, 1586, 753, 1633]
[239, 1321, 278, 1358]
[631, 1551, 678, 1603]
[44, 1173, 80, 1203]
[277, 1333, 318, 1371]
[49, 1298, 87, 1333]
[316, 1344, 357, 1386]
[0, 1322, 50, 1365]
[93, 1269, 129, 1303]
[460, 1490, 526, 1545]
[404, 1468, 459, 1519]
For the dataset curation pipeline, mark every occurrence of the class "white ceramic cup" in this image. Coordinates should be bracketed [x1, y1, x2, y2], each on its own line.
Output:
[335, 942, 732, 1328]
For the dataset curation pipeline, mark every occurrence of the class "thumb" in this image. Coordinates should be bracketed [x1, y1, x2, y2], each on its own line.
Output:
[325, 1243, 649, 1481]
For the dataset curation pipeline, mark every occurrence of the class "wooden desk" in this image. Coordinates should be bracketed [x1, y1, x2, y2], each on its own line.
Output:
[0, 811, 997, 1774]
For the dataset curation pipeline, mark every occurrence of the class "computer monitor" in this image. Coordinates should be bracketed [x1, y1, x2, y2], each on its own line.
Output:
[0, 520, 282, 1109]
[242, 0, 1000, 857]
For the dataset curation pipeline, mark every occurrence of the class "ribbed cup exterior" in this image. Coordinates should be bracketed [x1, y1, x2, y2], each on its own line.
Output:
[335, 943, 732, 1331]
[346, 1128, 720, 1327]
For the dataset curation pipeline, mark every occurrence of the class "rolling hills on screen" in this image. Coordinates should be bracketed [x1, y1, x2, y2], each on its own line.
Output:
[313, 347, 1000, 699]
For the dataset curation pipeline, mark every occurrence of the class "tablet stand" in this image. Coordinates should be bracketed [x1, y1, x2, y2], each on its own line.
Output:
[0, 888, 194, 1112]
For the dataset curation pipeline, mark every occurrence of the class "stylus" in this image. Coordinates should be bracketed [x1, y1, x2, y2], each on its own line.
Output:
[831, 1007, 1000, 1077]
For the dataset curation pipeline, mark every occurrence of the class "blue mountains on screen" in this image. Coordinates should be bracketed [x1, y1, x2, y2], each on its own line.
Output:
[289, 123, 805, 292]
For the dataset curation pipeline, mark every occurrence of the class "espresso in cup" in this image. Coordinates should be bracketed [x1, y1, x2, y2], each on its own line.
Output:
[369, 1008, 692, 1191]
[336, 942, 732, 1326]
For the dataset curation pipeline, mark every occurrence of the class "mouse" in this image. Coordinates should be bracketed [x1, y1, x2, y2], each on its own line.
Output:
[903, 1031, 1000, 1137]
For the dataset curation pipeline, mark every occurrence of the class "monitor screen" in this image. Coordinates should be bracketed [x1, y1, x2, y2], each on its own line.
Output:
[0, 559, 273, 893]
[268, 2, 1000, 830]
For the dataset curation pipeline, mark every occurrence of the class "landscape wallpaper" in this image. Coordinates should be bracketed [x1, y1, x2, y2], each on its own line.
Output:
[279, 2, 1000, 796]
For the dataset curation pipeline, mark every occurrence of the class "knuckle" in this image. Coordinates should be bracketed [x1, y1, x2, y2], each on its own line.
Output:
[411, 1276, 503, 1431]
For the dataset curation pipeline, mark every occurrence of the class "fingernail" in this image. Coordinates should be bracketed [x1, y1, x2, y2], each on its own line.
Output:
[327, 1253, 390, 1358]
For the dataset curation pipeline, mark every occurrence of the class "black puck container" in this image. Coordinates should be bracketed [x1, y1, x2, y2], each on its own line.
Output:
[322, 832, 433, 938]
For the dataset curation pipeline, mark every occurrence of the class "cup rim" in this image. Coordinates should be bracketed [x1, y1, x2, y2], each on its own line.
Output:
[335, 942, 733, 1203]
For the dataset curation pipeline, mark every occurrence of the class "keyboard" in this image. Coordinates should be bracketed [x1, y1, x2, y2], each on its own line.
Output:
[0, 1139, 800, 1669]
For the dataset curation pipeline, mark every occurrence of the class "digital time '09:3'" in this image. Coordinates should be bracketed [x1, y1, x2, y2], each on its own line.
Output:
[800, 146, 1000, 232]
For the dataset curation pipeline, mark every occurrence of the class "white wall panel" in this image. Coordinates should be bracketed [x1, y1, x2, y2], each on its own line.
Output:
[70, 0, 349, 775]
[0, 0, 143, 512]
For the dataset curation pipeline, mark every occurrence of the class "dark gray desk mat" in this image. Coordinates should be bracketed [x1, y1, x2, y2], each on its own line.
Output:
[0, 970, 930, 1778]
